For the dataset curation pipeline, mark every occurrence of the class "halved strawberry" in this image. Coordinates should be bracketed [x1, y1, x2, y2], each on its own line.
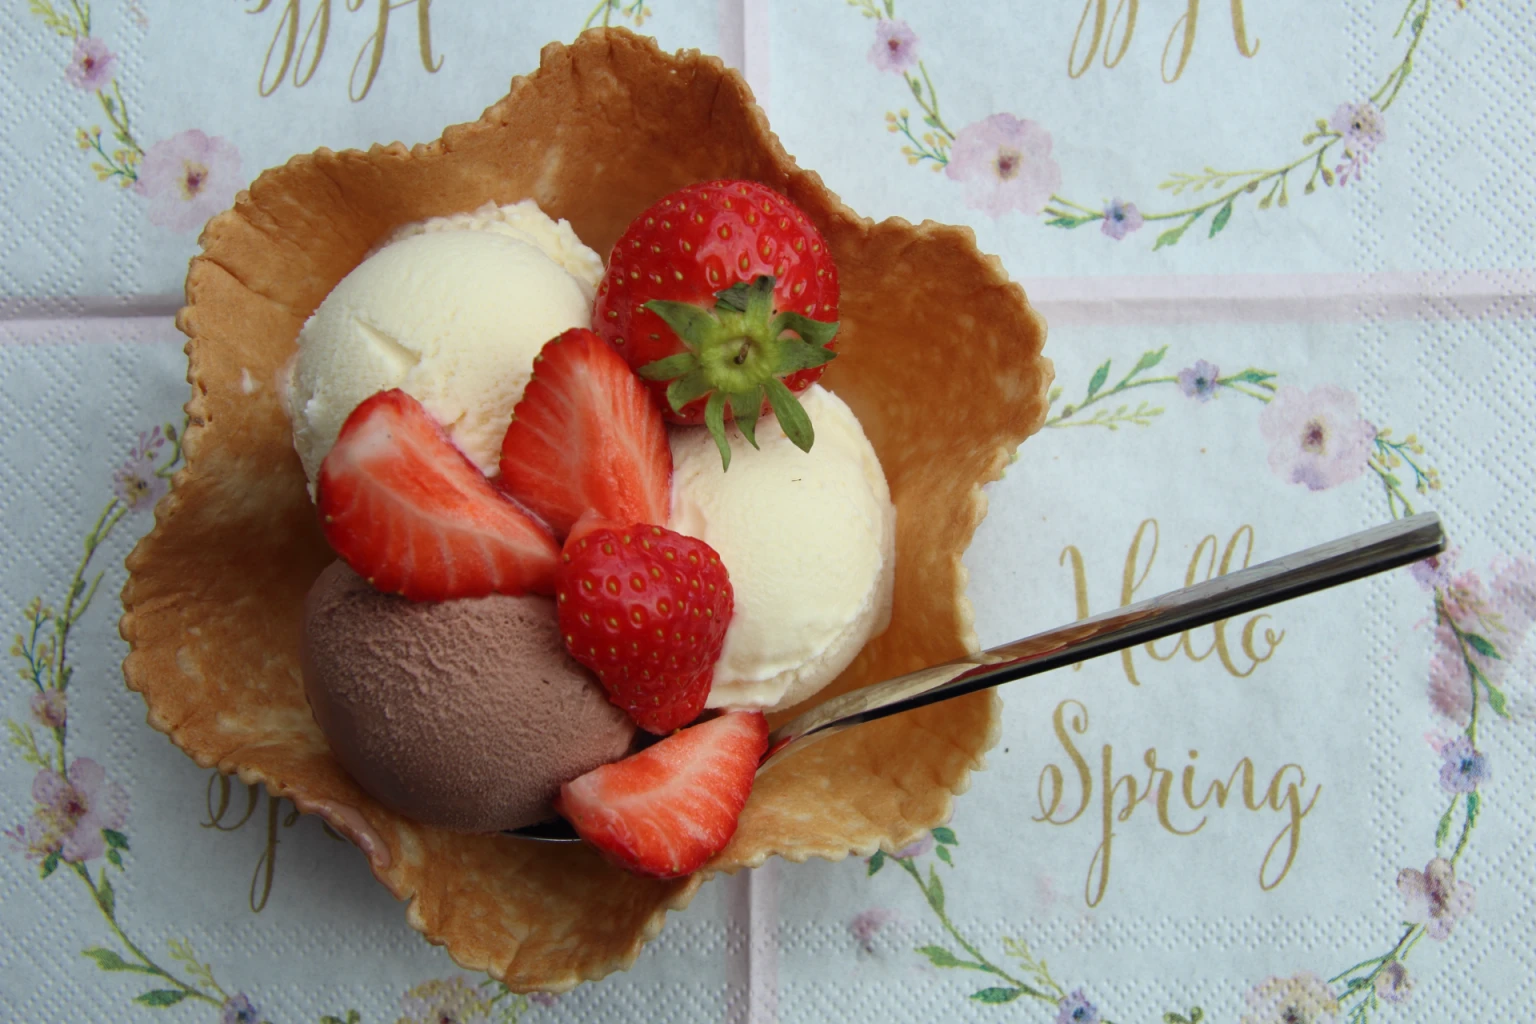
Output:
[555, 710, 768, 878]
[317, 389, 560, 601]
[499, 328, 671, 540]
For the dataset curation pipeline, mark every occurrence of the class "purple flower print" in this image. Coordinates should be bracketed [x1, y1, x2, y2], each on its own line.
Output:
[893, 832, 934, 859]
[1100, 198, 1143, 240]
[30, 689, 67, 730]
[848, 908, 897, 953]
[1409, 548, 1457, 591]
[112, 453, 165, 510]
[135, 129, 242, 233]
[1330, 101, 1386, 154]
[1257, 384, 1376, 491]
[399, 977, 493, 1024]
[1437, 736, 1489, 793]
[1373, 960, 1412, 1004]
[1177, 360, 1221, 402]
[945, 114, 1062, 218]
[5, 815, 65, 863]
[31, 758, 128, 863]
[868, 20, 920, 74]
[66, 37, 117, 92]
[527, 991, 559, 1008]
[1240, 972, 1339, 1024]
[113, 427, 168, 511]
[220, 994, 260, 1024]
[1056, 989, 1101, 1024]
[1398, 857, 1474, 940]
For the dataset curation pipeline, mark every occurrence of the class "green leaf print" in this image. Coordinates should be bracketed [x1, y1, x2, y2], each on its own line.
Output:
[83, 948, 158, 974]
[970, 987, 1025, 1003]
[1464, 633, 1500, 659]
[1086, 361, 1110, 399]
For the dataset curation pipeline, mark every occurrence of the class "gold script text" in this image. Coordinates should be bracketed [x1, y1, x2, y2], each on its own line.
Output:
[1069, 0, 1261, 83]
[249, 0, 442, 102]
[1060, 518, 1286, 686]
[1035, 699, 1321, 907]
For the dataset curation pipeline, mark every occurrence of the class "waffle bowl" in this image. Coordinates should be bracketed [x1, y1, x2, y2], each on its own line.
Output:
[119, 27, 1051, 991]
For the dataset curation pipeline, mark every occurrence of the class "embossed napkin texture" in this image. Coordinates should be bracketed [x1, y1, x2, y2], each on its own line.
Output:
[2, 1, 1533, 1022]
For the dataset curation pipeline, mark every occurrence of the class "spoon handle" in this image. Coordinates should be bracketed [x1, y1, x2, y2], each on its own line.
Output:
[762, 512, 1445, 764]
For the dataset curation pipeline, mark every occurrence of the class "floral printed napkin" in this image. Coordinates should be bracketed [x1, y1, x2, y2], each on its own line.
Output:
[2, 1, 1534, 1023]
[775, 0, 1534, 279]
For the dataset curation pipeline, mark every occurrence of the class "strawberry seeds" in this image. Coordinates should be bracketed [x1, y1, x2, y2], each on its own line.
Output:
[310, 180, 837, 877]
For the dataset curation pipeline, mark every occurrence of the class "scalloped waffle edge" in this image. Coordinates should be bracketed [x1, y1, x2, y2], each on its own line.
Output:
[119, 27, 1051, 991]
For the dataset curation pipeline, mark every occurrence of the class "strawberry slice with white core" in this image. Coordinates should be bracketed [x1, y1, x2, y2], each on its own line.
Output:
[555, 710, 768, 878]
[499, 328, 671, 540]
[317, 389, 560, 601]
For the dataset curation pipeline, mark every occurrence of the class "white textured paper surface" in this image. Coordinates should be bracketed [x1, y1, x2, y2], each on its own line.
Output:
[2, 1, 1533, 1021]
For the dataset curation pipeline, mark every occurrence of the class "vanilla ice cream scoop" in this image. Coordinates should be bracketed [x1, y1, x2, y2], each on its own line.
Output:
[389, 200, 604, 301]
[668, 385, 896, 711]
[284, 203, 602, 488]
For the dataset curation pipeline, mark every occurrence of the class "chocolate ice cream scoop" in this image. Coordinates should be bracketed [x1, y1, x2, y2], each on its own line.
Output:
[301, 562, 636, 832]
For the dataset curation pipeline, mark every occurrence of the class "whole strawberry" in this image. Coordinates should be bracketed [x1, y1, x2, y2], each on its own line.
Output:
[592, 180, 840, 469]
[556, 524, 733, 734]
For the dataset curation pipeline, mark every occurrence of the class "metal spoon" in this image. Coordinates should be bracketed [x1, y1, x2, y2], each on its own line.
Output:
[507, 512, 1445, 842]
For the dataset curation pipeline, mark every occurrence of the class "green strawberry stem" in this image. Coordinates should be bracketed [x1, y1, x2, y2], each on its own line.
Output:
[639, 275, 838, 470]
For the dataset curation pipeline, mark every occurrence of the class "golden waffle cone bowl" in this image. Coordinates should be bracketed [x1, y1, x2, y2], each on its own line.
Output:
[120, 28, 1051, 991]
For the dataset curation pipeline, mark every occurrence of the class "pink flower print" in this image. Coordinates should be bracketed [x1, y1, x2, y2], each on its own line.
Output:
[1397, 857, 1474, 940]
[1427, 623, 1473, 724]
[1489, 554, 1536, 638]
[30, 689, 67, 730]
[848, 908, 897, 953]
[1100, 198, 1143, 240]
[5, 815, 65, 863]
[1330, 101, 1386, 155]
[135, 130, 242, 233]
[31, 758, 128, 863]
[1257, 384, 1376, 491]
[398, 977, 494, 1024]
[1440, 569, 1490, 630]
[868, 20, 920, 74]
[1335, 150, 1371, 187]
[893, 831, 934, 859]
[66, 37, 117, 92]
[1373, 961, 1412, 1005]
[1409, 548, 1457, 591]
[1240, 972, 1339, 1024]
[945, 114, 1062, 218]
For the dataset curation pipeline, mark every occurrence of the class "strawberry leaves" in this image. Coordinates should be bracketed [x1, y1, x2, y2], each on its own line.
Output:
[639, 275, 838, 468]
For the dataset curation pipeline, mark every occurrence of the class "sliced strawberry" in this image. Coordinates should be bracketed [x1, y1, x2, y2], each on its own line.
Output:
[555, 710, 768, 878]
[499, 328, 671, 540]
[317, 389, 559, 601]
